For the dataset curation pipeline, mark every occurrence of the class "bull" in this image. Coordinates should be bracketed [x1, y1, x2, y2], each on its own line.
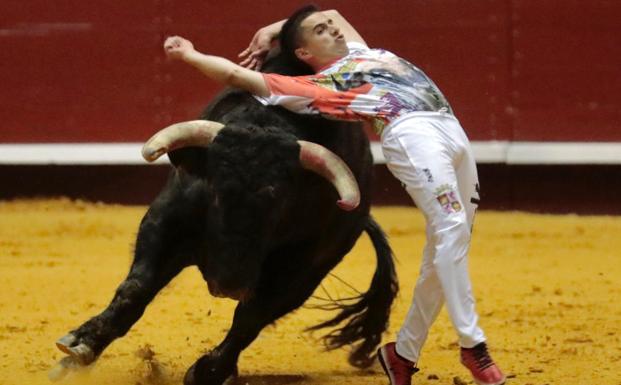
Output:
[51, 52, 398, 385]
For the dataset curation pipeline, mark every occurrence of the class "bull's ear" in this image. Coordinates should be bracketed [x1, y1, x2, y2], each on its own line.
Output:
[168, 148, 208, 176]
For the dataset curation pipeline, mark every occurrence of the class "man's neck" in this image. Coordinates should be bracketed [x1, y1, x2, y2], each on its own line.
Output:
[312, 54, 347, 72]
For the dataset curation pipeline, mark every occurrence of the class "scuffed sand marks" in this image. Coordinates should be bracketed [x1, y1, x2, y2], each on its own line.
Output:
[0, 199, 620, 384]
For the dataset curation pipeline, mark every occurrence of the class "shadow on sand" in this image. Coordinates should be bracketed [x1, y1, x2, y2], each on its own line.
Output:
[232, 374, 308, 385]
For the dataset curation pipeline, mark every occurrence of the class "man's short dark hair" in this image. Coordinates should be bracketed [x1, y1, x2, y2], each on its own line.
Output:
[278, 4, 319, 74]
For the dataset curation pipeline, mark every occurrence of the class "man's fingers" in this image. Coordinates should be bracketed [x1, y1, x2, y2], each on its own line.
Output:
[239, 56, 253, 67]
[238, 47, 251, 58]
[241, 55, 261, 69]
[164, 37, 180, 49]
[240, 52, 267, 70]
[165, 36, 184, 47]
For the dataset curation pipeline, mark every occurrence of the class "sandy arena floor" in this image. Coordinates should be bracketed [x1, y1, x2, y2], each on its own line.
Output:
[1, 198, 620, 385]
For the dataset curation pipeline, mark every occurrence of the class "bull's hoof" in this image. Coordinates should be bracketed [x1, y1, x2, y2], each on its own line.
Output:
[55, 333, 96, 365]
[183, 360, 238, 385]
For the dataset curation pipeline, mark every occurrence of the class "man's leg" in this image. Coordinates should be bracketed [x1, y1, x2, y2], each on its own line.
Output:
[395, 229, 444, 362]
[378, 116, 486, 370]
[390, 123, 484, 347]
[449, 119, 506, 385]
[377, 117, 465, 385]
[377, 234, 440, 384]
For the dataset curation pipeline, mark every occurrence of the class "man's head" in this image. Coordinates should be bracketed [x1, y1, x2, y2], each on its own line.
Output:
[279, 5, 348, 71]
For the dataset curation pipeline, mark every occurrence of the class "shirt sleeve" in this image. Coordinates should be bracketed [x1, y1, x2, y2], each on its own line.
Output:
[264, 73, 320, 99]
[256, 72, 375, 122]
[255, 73, 322, 114]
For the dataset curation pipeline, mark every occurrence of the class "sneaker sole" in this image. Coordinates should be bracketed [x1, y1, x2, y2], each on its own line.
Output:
[460, 359, 506, 385]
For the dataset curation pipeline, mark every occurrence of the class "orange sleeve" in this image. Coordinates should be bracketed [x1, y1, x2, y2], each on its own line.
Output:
[262, 73, 323, 98]
[261, 73, 374, 121]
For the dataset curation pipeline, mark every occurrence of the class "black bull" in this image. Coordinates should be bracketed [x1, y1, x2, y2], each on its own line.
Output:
[52, 54, 399, 385]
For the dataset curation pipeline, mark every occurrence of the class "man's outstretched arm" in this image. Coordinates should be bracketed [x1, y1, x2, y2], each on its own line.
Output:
[164, 36, 269, 97]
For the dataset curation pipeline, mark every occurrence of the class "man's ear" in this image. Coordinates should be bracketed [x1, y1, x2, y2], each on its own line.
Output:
[295, 47, 310, 61]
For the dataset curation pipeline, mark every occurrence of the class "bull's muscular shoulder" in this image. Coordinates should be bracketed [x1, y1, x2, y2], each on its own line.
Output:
[199, 88, 294, 132]
[199, 89, 258, 122]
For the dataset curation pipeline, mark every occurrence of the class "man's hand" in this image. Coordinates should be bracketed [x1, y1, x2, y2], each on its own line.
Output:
[163, 34, 269, 97]
[238, 27, 274, 70]
[164, 36, 195, 61]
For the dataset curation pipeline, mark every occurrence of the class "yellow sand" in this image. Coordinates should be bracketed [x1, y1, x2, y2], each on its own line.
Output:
[1, 198, 620, 385]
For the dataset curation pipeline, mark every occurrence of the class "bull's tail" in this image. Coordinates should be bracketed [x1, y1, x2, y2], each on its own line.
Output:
[306, 215, 398, 368]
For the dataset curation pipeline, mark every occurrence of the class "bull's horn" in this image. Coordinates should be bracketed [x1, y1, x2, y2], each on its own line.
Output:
[142, 120, 225, 162]
[298, 140, 360, 211]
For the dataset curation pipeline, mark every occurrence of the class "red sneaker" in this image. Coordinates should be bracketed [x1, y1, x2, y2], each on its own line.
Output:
[377, 342, 419, 385]
[460, 342, 506, 385]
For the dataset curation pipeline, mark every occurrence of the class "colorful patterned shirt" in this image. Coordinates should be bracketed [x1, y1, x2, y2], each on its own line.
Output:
[257, 42, 453, 135]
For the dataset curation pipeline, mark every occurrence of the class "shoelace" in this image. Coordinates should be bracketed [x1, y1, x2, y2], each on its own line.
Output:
[471, 344, 494, 370]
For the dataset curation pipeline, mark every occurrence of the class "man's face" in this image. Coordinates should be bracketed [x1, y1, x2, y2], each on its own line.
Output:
[295, 12, 349, 69]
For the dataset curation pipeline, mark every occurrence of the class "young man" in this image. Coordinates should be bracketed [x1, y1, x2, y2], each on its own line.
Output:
[164, 6, 506, 385]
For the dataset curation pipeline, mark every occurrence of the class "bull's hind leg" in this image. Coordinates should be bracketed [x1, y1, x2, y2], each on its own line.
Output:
[184, 259, 333, 385]
[54, 196, 198, 370]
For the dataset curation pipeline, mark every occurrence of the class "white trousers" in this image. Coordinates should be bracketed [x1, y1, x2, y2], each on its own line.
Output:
[381, 112, 486, 363]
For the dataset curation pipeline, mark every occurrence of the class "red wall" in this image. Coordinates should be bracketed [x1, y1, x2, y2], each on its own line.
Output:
[2, 0, 620, 143]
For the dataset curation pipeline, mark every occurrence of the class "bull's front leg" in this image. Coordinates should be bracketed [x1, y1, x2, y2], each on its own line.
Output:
[184, 261, 330, 385]
[53, 204, 194, 370]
